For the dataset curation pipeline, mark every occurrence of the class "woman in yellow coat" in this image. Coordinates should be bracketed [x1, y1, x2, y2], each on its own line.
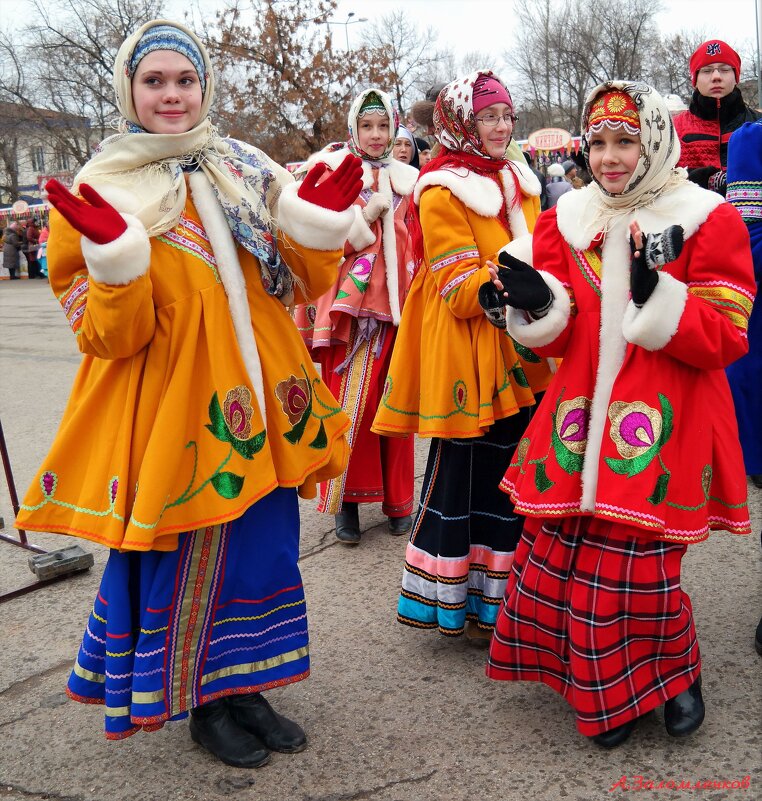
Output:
[373, 71, 553, 639]
[14, 20, 363, 767]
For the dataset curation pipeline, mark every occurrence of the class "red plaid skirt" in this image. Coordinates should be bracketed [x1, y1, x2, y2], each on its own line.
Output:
[486, 517, 701, 736]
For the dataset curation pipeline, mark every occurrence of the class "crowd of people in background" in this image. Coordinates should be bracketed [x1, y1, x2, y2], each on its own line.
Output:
[1, 217, 49, 280]
[5, 17, 760, 773]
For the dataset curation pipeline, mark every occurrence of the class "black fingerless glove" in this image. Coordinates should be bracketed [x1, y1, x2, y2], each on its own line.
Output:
[495, 251, 553, 313]
[630, 225, 684, 306]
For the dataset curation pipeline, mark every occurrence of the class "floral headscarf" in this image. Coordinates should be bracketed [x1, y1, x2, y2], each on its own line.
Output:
[347, 88, 398, 162]
[433, 70, 514, 158]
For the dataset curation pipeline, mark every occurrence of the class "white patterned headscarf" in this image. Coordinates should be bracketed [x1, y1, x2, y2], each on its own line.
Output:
[579, 81, 688, 231]
[74, 19, 295, 300]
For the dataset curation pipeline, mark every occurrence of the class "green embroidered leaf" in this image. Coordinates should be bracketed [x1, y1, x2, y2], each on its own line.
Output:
[657, 393, 674, 446]
[510, 362, 530, 388]
[336, 289, 350, 299]
[511, 338, 542, 363]
[205, 392, 232, 444]
[647, 471, 670, 505]
[231, 429, 267, 460]
[211, 471, 244, 499]
[534, 461, 555, 493]
[308, 420, 328, 450]
[550, 415, 585, 474]
[605, 443, 659, 476]
[349, 274, 369, 293]
[283, 398, 313, 444]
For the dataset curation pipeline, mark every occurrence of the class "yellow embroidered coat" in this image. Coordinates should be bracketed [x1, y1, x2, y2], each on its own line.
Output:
[16, 172, 356, 552]
[372, 161, 554, 439]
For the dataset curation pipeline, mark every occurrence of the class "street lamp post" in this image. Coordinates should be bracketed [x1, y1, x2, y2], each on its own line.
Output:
[325, 11, 368, 51]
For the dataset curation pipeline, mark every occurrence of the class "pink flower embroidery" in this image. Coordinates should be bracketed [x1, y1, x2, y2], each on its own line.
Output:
[223, 386, 254, 441]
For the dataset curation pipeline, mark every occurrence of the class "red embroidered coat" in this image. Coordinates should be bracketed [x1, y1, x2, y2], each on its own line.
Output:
[500, 182, 755, 543]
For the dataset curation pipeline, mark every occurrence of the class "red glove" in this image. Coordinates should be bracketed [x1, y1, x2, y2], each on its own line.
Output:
[297, 154, 363, 212]
[45, 179, 127, 244]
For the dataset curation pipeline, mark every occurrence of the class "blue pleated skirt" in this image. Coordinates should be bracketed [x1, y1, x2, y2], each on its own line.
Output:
[67, 487, 310, 740]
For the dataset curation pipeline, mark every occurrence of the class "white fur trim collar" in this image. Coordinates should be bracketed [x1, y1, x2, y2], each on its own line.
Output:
[555, 181, 724, 250]
[189, 171, 267, 419]
[414, 164, 533, 243]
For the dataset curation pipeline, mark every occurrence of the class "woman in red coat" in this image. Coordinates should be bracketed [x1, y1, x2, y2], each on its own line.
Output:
[480, 82, 755, 748]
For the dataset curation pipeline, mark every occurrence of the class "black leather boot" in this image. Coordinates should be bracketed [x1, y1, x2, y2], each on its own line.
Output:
[335, 502, 360, 544]
[664, 676, 705, 737]
[189, 698, 271, 768]
[388, 514, 413, 535]
[227, 693, 307, 753]
[591, 718, 638, 748]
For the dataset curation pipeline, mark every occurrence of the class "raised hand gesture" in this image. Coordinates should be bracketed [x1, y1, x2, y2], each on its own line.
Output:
[297, 154, 363, 213]
[629, 222, 683, 306]
[45, 179, 127, 245]
[483, 250, 553, 312]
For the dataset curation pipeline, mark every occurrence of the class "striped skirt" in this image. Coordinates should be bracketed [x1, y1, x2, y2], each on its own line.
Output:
[67, 487, 310, 740]
[398, 410, 532, 636]
[486, 517, 701, 736]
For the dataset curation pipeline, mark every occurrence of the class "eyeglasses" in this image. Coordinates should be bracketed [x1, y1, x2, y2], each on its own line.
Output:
[697, 65, 734, 76]
[475, 112, 518, 127]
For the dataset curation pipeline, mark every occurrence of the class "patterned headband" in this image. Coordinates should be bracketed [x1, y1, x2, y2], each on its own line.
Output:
[585, 91, 640, 140]
[129, 24, 207, 92]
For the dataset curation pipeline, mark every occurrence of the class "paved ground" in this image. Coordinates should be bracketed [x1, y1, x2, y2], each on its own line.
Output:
[0, 279, 760, 801]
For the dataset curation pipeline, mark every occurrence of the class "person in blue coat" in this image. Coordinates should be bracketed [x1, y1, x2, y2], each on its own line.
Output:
[726, 120, 762, 655]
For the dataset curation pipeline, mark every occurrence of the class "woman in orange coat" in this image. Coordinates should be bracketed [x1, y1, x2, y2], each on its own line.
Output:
[373, 72, 553, 639]
[15, 20, 362, 767]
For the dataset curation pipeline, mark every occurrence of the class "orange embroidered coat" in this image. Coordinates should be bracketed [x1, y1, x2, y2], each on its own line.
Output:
[16, 171, 355, 552]
[372, 161, 554, 439]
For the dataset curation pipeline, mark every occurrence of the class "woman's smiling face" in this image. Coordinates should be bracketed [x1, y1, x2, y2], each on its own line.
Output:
[357, 113, 391, 158]
[132, 50, 203, 134]
[587, 127, 642, 194]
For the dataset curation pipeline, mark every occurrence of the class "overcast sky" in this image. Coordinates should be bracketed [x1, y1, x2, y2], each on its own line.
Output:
[329, 0, 760, 65]
[1, 0, 759, 88]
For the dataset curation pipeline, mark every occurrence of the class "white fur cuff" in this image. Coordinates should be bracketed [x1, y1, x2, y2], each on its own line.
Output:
[81, 214, 150, 285]
[506, 270, 571, 347]
[278, 183, 355, 251]
[498, 234, 534, 267]
[622, 271, 688, 351]
[347, 205, 377, 250]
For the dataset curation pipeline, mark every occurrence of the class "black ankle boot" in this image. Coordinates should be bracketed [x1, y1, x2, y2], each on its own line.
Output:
[388, 514, 413, 535]
[227, 693, 307, 753]
[664, 676, 705, 737]
[591, 718, 638, 748]
[335, 502, 360, 544]
[189, 699, 271, 768]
